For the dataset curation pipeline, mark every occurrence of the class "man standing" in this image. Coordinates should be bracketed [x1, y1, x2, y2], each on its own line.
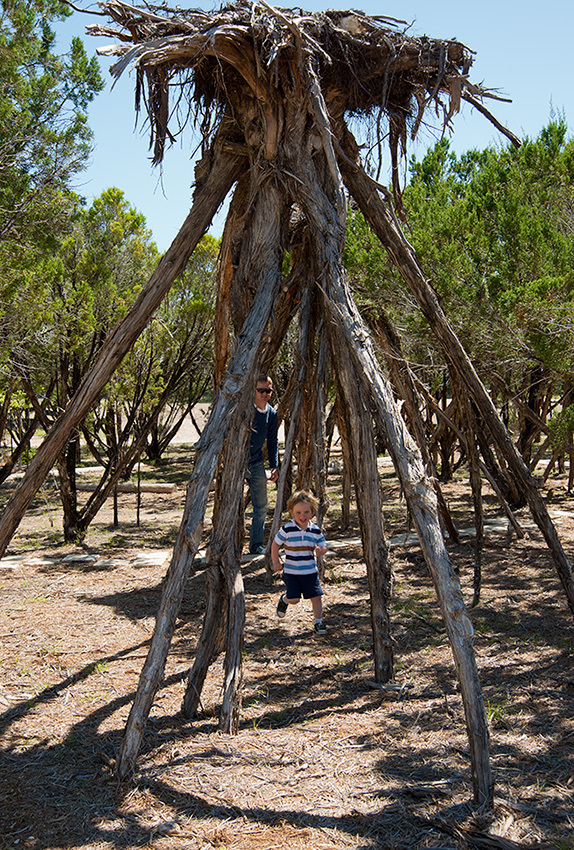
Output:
[247, 375, 279, 554]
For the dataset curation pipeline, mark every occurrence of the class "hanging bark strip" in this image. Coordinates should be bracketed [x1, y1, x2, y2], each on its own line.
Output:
[337, 130, 574, 619]
[0, 133, 245, 557]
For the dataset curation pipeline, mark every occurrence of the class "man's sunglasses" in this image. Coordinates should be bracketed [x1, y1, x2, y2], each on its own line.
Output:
[256, 388, 272, 394]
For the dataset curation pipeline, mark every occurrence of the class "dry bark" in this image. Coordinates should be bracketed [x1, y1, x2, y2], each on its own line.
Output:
[329, 326, 393, 682]
[117, 181, 285, 776]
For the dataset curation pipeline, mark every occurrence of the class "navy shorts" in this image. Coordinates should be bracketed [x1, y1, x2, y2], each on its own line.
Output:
[283, 571, 323, 600]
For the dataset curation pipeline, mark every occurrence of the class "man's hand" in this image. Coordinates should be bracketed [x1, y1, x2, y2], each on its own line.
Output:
[269, 468, 279, 483]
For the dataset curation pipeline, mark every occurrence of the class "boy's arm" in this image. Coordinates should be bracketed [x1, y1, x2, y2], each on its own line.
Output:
[271, 540, 283, 572]
[315, 530, 327, 558]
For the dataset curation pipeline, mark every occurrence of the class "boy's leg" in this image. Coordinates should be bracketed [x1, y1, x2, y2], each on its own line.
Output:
[311, 595, 327, 634]
[310, 595, 323, 620]
[277, 574, 301, 618]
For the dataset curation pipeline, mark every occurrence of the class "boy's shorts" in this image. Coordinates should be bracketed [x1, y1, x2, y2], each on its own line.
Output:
[283, 571, 323, 600]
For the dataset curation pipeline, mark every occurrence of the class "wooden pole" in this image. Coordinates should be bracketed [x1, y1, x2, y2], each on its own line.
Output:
[287, 108, 493, 799]
[323, 264, 493, 804]
[117, 178, 285, 777]
[329, 325, 394, 683]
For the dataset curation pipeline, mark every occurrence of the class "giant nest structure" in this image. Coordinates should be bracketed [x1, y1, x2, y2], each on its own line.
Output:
[3, 0, 573, 806]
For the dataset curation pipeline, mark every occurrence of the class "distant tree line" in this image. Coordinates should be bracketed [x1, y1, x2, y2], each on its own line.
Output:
[2, 1, 573, 544]
[0, 0, 217, 542]
[344, 120, 574, 493]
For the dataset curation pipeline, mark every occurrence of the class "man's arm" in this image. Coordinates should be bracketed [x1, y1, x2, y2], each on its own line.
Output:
[266, 408, 279, 472]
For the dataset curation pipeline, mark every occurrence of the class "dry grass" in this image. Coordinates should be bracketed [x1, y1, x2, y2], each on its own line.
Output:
[1, 446, 573, 849]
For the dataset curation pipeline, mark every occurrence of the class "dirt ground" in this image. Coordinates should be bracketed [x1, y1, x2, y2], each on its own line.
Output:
[0, 444, 573, 850]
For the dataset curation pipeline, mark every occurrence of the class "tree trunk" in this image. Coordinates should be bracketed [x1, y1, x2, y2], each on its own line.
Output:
[336, 406, 353, 531]
[58, 434, 80, 542]
[453, 375, 484, 607]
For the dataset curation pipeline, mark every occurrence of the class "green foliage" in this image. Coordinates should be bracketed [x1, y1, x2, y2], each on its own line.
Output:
[547, 404, 574, 454]
[400, 121, 574, 389]
[0, 0, 104, 252]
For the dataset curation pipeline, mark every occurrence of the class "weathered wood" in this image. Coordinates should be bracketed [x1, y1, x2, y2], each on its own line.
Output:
[182, 563, 226, 719]
[324, 268, 493, 804]
[184, 400, 251, 731]
[0, 130, 245, 557]
[117, 183, 284, 776]
[289, 126, 492, 801]
[213, 177, 245, 386]
[312, 320, 330, 528]
[335, 403, 353, 530]
[338, 125, 574, 620]
[216, 394, 253, 733]
[329, 324, 393, 682]
[369, 311, 460, 544]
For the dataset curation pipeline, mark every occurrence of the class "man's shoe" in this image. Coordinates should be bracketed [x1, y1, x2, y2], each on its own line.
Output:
[251, 545, 266, 555]
[314, 622, 328, 635]
[276, 594, 288, 618]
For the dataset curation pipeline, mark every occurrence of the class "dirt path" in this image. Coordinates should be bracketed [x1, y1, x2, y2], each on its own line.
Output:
[1, 455, 573, 849]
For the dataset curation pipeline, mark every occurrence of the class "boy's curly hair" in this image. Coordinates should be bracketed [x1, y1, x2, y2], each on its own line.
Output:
[286, 489, 318, 516]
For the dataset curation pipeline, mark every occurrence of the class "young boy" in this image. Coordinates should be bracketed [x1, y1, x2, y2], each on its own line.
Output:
[271, 490, 328, 635]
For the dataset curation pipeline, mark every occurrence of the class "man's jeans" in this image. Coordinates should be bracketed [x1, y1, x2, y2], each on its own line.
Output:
[246, 461, 268, 552]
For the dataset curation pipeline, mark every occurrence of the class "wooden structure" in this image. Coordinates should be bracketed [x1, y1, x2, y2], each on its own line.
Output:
[1, 1, 574, 805]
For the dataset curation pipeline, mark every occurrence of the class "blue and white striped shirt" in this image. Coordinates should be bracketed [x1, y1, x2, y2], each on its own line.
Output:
[274, 519, 326, 575]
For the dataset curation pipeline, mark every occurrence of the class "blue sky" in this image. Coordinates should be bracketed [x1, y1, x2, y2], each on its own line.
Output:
[56, 0, 574, 251]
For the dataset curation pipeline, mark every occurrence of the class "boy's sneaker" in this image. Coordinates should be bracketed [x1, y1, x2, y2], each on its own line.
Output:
[276, 594, 288, 618]
[314, 622, 328, 635]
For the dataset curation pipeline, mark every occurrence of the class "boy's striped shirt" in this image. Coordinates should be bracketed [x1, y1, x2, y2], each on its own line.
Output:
[274, 519, 326, 575]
